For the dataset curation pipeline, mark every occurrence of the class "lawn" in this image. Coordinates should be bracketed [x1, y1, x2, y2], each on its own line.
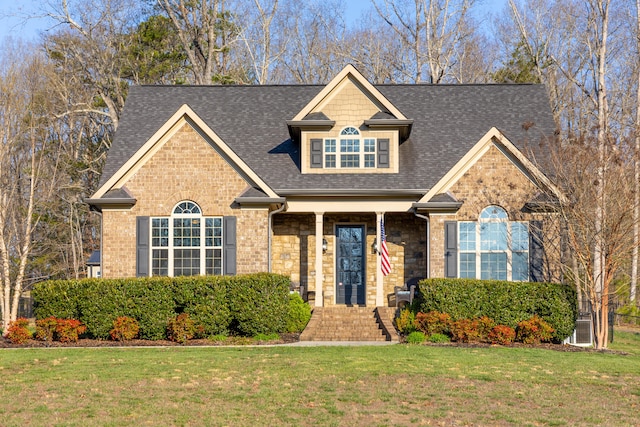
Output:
[1, 331, 639, 427]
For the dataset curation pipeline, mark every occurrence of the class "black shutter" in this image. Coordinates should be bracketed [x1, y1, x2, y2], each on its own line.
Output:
[223, 216, 237, 275]
[529, 220, 544, 282]
[377, 138, 390, 168]
[136, 216, 150, 277]
[444, 221, 458, 278]
[310, 138, 323, 168]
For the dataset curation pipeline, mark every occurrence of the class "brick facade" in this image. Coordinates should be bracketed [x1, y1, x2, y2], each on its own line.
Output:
[101, 122, 269, 278]
[428, 143, 561, 280]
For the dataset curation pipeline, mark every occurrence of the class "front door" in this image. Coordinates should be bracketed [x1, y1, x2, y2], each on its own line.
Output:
[336, 225, 366, 305]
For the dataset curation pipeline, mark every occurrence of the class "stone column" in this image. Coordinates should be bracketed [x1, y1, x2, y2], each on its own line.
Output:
[315, 212, 324, 307]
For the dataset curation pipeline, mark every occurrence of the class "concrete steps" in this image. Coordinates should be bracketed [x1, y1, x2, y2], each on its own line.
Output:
[300, 306, 399, 342]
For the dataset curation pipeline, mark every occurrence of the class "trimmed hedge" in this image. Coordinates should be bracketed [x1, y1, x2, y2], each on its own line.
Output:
[412, 278, 577, 341]
[32, 273, 291, 340]
[227, 273, 289, 336]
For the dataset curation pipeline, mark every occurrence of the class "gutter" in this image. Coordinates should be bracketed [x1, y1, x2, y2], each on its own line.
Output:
[84, 198, 137, 212]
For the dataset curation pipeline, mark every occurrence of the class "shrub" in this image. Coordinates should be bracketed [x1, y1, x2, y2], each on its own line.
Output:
[414, 311, 451, 336]
[394, 308, 416, 334]
[285, 293, 311, 333]
[173, 277, 231, 337]
[32, 274, 292, 339]
[477, 316, 496, 341]
[227, 274, 290, 335]
[449, 318, 481, 343]
[428, 333, 451, 343]
[516, 315, 554, 344]
[167, 313, 196, 344]
[110, 317, 140, 341]
[413, 278, 577, 341]
[406, 331, 426, 344]
[488, 325, 516, 345]
[35, 317, 59, 343]
[6, 318, 32, 344]
[56, 319, 86, 343]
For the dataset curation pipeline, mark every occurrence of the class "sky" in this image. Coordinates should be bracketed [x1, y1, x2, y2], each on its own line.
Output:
[0, 0, 508, 44]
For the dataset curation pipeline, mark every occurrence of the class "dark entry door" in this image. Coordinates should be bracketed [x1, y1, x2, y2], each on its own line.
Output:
[336, 225, 366, 305]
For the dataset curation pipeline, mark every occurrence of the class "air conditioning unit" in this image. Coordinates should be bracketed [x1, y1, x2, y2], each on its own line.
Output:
[564, 314, 593, 346]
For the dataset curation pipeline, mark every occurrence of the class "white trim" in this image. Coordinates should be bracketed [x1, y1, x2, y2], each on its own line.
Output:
[419, 127, 564, 204]
[376, 212, 384, 307]
[292, 64, 407, 122]
[91, 104, 279, 200]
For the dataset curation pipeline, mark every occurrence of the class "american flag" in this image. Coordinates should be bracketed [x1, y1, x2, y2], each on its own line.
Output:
[380, 219, 391, 276]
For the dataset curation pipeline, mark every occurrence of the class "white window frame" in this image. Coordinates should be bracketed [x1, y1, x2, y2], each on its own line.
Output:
[150, 201, 223, 277]
[323, 126, 376, 169]
[458, 206, 529, 281]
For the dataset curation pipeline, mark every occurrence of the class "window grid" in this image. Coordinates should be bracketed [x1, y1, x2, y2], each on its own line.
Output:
[458, 206, 529, 281]
[150, 202, 223, 277]
[323, 128, 377, 169]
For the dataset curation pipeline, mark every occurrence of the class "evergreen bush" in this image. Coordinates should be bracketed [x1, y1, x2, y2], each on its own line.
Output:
[285, 293, 311, 333]
[413, 278, 577, 341]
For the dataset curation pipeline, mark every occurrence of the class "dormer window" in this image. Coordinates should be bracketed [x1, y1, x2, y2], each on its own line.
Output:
[321, 126, 381, 169]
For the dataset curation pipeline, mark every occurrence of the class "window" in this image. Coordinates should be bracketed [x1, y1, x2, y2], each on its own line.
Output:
[459, 206, 529, 281]
[150, 201, 223, 277]
[324, 127, 376, 169]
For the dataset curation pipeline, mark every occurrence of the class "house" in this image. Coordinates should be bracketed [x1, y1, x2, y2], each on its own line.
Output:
[86, 65, 560, 309]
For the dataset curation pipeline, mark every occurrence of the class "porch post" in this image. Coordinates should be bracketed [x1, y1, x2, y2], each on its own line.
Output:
[315, 212, 324, 307]
[376, 212, 384, 306]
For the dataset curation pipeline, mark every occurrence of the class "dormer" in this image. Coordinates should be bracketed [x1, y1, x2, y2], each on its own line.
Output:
[287, 65, 413, 174]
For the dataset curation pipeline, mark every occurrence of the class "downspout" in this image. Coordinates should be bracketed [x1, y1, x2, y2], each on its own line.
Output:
[413, 209, 430, 279]
[89, 206, 103, 279]
[268, 203, 286, 272]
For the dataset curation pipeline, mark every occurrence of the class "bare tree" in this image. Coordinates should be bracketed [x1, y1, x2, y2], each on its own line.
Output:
[372, 0, 477, 83]
[235, 0, 292, 84]
[156, 0, 243, 84]
[281, 0, 348, 84]
[631, 0, 640, 304]
[43, 0, 144, 130]
[0, 47, 59, 331]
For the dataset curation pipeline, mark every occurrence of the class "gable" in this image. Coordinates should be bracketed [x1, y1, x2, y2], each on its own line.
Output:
[312, 76, 386, 124]
[121, 121, 252, 212]
[90, 104, 279, 205]
[418, 127, 562, 206]
[292, 64, 407, 122]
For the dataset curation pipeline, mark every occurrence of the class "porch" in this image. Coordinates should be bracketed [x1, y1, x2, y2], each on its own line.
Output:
[272, 212, 427, 308]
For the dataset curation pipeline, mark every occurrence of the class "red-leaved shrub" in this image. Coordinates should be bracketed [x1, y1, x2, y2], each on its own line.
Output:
[167, 313, 196, 344]
[110, 316, 140, 341]
[55, 319, 86, 343]
[516, 315, 554, 344]
[414, 311, 451, 336]
[488, 324, 516, 345]
[36, 317, 58, 343]
[477, 316, 496, 341]
[449, 318, 481, 342]
[6, 318, 32, 344]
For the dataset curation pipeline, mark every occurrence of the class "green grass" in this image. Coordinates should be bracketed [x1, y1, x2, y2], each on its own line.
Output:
[1, 331, 639, 426]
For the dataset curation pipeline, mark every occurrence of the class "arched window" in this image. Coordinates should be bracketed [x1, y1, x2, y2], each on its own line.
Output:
[150, 201, 223, 277]
[323, 126, 377, 169]
[459, 206, 529, 281]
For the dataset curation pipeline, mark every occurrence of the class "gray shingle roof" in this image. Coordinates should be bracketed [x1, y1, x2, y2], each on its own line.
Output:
[99, 83, 555, 195]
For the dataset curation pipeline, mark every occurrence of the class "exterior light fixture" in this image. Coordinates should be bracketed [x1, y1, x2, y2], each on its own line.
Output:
[322, 238, 328, 253]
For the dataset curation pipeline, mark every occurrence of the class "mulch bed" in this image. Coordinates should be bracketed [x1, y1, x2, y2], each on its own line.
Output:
[2, 327, 638, 352]
[0, 333, 301, 349]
